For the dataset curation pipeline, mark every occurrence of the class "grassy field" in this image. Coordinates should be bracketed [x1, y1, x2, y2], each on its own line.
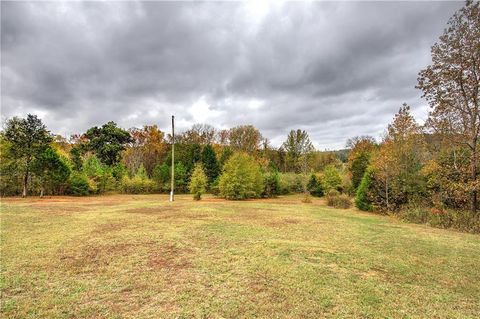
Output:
[1, 194, 479, 318]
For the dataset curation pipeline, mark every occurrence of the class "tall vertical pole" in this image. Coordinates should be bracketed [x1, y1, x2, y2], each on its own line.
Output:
[170, 115, 175, 202]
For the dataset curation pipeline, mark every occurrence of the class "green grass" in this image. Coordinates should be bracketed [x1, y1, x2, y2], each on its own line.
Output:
[1, 194, 479, 318]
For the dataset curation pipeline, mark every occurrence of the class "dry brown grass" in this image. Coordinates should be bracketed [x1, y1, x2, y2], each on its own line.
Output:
[1, 194, 479, 318]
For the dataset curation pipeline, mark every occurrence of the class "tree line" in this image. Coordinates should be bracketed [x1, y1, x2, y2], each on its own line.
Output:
[0, 116, 347, 197]
[1, 2, 478, 232]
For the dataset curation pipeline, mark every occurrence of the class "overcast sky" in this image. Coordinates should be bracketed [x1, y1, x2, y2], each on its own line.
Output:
[1, 1, 462, 149]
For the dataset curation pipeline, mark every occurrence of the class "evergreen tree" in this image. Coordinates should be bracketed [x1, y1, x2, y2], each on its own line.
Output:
[175, 162, 188, 193]
[355, 168, 374, 211]
[307, 173, 324, 197]
[32, 147, 71, 197]
[189, 163, 208, 200]
[219, 153, 264, 200]
[2, 114, 52, 197]
[84, 121, 132, 166]
[201, 144, 220, 186]
[152, 163, 170, 191]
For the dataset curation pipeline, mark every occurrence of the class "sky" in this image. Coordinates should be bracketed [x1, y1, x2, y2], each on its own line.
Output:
[1, 1, 463, 150]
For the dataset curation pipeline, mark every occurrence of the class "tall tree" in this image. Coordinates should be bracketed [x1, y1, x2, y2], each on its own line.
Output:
[32, 147, 71, 197]
[282, 129, 315, 173]
[417, 1, 480, 213]
[123, 125, 166, 176]
[180, 124, 216, 145]
[2, 114, 52, 197]
[347, 136, 376, 191]
[84, 121, 132, 166]
[201, 144, 220, 186]
[371, 105, 424, 210]
[228, 125, 263, 154]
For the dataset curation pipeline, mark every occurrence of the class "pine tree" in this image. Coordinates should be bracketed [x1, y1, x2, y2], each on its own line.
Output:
[201, 144, 220, 186]
[189, 163, 208, 200]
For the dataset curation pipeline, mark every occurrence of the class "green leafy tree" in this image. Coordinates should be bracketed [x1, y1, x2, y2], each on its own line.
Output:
[32, 147, 71, 197]
[189, 163, 208, 200]
[69, 144, 85, 171]
[136, 164, 148, 180]
[346, 136, 376, 191]
[322, 165, 342, 192]
[174, 162, 188, 193]
[307, 173, 324, 197]
[219, 147, 233, 170]
[68, 172, 91, 196]
[152, 163, 170, 191]
[219, 153, 264, 199]
[84, 121, 131, 166]
[355, 168, 374, 211]
[0, 138, 22, 196]
[188, 143, 202, 173]
[350, 152, 370, 191]
[263, 170, 280, 198]
[201, 144, 220, 186]
[82, 155, 116, 193]
[112, 163, 127, 181]
[120, 164, 156, 194]
[281, 129, 315, 173]
[2, 114, 52, 197]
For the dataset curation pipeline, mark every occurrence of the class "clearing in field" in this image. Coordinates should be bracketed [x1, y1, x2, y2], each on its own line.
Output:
[1, 194, 479, 318]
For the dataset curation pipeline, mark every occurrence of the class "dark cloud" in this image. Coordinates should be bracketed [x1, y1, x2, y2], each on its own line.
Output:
[1, 1, 462, 149]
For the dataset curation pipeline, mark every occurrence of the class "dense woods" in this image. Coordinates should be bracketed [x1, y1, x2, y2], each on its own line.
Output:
[1, 1, 478, 233]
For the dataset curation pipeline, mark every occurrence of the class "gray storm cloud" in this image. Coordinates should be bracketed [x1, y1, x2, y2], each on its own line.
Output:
[1, 1, 462, 149]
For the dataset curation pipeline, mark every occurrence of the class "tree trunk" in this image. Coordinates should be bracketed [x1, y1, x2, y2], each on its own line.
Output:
[385, 175, 389, 210]
[40, 186, 44, 198]
[471, 143, 478, 214]
[22, 170, 28, 197]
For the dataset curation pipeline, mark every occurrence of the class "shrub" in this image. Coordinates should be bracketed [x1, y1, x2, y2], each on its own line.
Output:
[307, 173, 324, 197]
[302, 193, 312, 203]
[120, 165, 156, 194]
[399, 207, 480, 234]
[68, 172, 90, 196]
[120, 176, 156, 194]
[218, 153, 263, 200]
[355, 168, 374, 211]
[278, 173, 307, 194]
[189, 163, 208, 200]
[263, 170, 280, 198]
[322, 165, 342, 192]
[326, 190, 352, 209]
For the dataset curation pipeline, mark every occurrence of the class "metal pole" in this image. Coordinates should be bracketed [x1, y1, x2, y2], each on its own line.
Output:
[170, 115, 175, 202]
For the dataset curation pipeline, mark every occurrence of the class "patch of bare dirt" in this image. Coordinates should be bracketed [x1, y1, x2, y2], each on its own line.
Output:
[126, 207, 210, 221]
[59, 242, 136, 271]
[147, 244, 192, 271]
[91, 222, 126, 235]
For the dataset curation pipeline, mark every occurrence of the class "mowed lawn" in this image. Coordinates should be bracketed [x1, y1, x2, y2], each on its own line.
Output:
[1, 195, 479, 318]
